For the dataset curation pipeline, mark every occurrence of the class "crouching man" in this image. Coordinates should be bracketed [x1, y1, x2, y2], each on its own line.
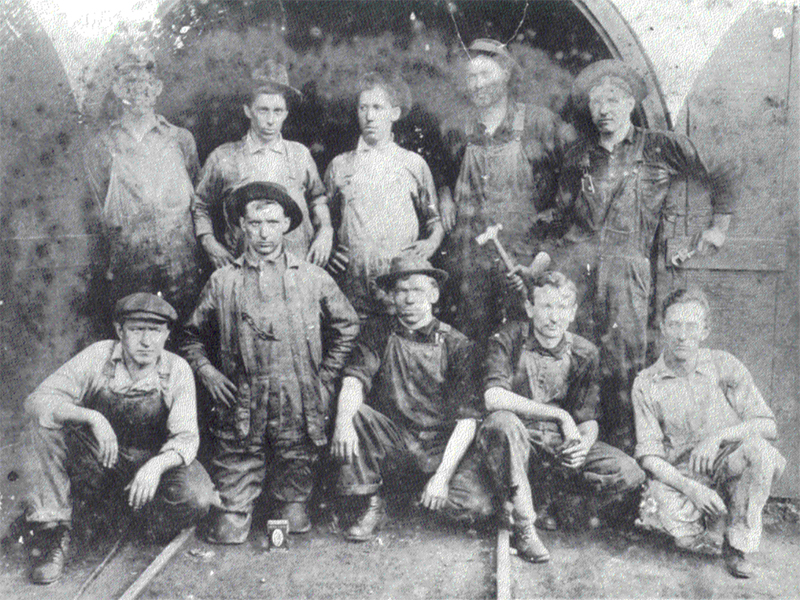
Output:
[478, 271, 645, 563]
[633, 287, 785, 578]
[332, 256, 493, 541]
[22, 293, 215, 584]
[182, 182, 359, 543]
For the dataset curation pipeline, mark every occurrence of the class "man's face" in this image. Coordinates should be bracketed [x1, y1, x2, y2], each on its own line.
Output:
[661, 301, 709, 363]
[529, 285, 577, 345]
[358, 86, 400, 145]
[114, 318, 169, 368]
[466, 55, 509, 108]
[241, 201, 290, 258]
[392, 274, 439, 327]
[588, 79, 635, 135]
[244, 93, 288, 142]
[112, 69, 162, 115]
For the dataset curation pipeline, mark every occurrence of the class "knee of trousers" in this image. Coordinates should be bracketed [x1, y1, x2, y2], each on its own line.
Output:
[159, 461, 216, 520]
[737, 437, 786, 478]
[615, 454, 646, 491]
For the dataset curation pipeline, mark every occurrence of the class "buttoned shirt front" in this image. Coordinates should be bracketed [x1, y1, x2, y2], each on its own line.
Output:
[25, 340, 199, 464]
[632, 349, 776, 464]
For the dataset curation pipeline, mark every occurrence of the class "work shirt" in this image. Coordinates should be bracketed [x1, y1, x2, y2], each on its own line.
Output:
[484, 322, 601, 427]
[555, 126, 735, 257]
[83, 115, 203, 315]
[632, 349, 776, 465]
[193, 132, 327, 257]
[344, 316, 480, 434]
[181, 250, 359, 444]
[24, 340, 198, 464]
[325, 138, 441, 316]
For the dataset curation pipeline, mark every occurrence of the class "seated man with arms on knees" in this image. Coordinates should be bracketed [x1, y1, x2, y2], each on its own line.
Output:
[332, 256, 493, 542]
[22, 293, 215, 585]
[182, 182, 359, 544]
[479, 271, 645, 564]
[633, 287, 785, 579]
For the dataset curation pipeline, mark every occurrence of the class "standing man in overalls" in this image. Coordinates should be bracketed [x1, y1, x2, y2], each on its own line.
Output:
[84, 45, 204, 325]
[439, 39, 575, 343]
[553, 60, 733, 453]
[193, 60, 333, 270]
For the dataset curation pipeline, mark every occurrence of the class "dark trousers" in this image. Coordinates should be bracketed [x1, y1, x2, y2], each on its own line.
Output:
[23, 422, 214, 539]
[478, 411, 645, 515]
[336, 405, 495, 522]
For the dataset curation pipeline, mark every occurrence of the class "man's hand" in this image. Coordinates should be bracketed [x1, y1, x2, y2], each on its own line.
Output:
[331, 419, 359, 464]
[696, 227, 726, 253]
[420, 472, 450, 511]
[505, 266, 526, 294]
[402, 239, 437, 260]
[201, 235, 235, 270]
[89, 412, 118, 469]
[125, 458, 164, 511]
[439, 196, 457, 232]
[198, 364, 237, 408]
[559, 435, 592, 470]
[307, 226, 334, 267]
[686, 481, 727, 518]
[689, 436, 721, 476]
[559, 414, 582, 447]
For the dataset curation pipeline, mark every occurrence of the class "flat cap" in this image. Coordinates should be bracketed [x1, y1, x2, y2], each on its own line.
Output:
[231, 182, 303, 233]
[571, 59, 648, 108]
[251, 59, 302, 100]
[114, 45, 157, 75]
[375, 255, 449, 290]
[114, 292, 177, 324]
[468, 38, 519, 68]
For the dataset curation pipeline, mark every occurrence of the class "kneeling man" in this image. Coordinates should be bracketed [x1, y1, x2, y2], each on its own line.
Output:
[22, 293, 214, 584]
[633, 287, 785, 578]
[479, 271, 644, 563]
[332, 256, 493, 541]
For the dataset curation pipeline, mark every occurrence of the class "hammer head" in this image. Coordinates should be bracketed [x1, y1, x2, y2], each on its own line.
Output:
[475, 223, 503, 246]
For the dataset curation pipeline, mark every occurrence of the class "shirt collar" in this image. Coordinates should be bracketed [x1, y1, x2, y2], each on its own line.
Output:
[110, 341, 167, 382]
[356, 135, 395, 153]
[234, 248, 300, 270]
[113, 113, 168, 140]
[392, 316, 440, 341]
[469, 101, 519, 141]
[523, 327, 572, 359]
[650, 348, 716, 381]
[245, 131, 286, 155]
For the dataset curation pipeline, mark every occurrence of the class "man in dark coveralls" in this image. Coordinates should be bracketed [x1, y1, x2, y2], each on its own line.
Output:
[182, 182, 359, 543]
[552, 59, 734, 452]
[21, 293, 215, 584]
[331, 256, 494, 542]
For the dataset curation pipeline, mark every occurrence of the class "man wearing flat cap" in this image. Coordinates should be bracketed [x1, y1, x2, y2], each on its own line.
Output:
[84, 45, 204, 325]
[194, 59, 334, 270]
[21, 293, 215, 584]
[552, 59, 734, 453]
[438, 38, 576, 342]
[331, 255, 493, 542]
[182, 182, 359, 543]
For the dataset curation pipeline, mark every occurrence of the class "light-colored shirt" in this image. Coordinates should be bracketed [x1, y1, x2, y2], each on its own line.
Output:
[24, 340, 199, 464]
[632, 348, 776, 464]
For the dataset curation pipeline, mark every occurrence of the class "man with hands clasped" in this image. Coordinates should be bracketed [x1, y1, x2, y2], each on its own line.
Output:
[21, 293, 215, 585]
[633, 287, 785, 578]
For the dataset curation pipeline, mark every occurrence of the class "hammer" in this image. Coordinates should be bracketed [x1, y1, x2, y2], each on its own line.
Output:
[475, 223, 552, 276]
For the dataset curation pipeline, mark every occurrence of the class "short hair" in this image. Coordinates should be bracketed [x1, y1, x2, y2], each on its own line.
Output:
[661, 287, 710, 320]
[527, 270, 577, 304]
[467, 51, 523, 98]
[357, 71, 412, 117]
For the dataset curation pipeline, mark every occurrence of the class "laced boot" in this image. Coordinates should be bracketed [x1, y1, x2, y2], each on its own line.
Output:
[512, 514, 550, 564]
[277, 502, 312, 534]
[30, 523, 71, 584]
[723, 538, 755, 578]
[345, 495, 386, 542]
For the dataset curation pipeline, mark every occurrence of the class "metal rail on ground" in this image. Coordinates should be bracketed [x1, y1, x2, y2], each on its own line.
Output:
[117, 526, 195, 600]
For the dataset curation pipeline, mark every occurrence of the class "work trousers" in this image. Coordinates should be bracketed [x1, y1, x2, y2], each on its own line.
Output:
[205, 434, 318, 543]
[638, 437, 786, 553]
[23, 422, 214, 539]
[336, 405, 495, 522]
[478, 411, 645, 516]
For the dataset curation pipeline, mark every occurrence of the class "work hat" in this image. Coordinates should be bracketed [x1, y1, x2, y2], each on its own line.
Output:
[114, 292, 177, 324]
[113, 44, 157, 76]
[468, 38, 521, 73]
[251, 59, 302, 100]
[375, 255, 449, 290]
[571, 59, 648, 108]
[231, 181, 303, 233]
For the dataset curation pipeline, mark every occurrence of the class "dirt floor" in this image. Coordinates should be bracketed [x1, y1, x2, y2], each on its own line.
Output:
[2, 497, 800, 600]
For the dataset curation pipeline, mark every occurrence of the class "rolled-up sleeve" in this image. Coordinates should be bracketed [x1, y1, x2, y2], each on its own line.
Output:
[567, 344, 601, 425]
[301, 147, 327, 209]
[319, 271, 360, 382]
[410, 157, 441, 234]
[160, 356, 200, 464]
[192, 151, 224, 239]
[483, 328, 517, 392]
[718, 352, 776, 423]
[180, 276, 220, 373]
[632, 377, 667, 461]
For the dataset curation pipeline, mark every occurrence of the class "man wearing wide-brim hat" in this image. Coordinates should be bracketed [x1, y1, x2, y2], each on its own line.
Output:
[331, 255, 494, 542]
[550, 58, 735, 454]
[21, 292, 215, 584]
[194, 58, 334, 270]
[182, 182, 359, 543]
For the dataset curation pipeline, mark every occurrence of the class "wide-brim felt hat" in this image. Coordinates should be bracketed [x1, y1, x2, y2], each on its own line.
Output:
[571, 59, 648, 107]
[251, 59, 302, 100]
[231, 182, 303, 233]
[114, 292, 177, 324]
[375, 255, 449, 290]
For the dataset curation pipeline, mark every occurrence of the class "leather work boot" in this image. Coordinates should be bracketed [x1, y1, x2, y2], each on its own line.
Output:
[30, 524, 71, 584]
[534, 506, 558, 531]
[723, 539, 755, 578]
[512, 516, 550, 564]
[277, 502, 311, 534]
[345, 495, 386, 542]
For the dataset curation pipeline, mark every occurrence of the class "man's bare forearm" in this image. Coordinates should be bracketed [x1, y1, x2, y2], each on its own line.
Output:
[485, 387, 570, 424]
[335, 376, 365, 426]
[434, 419, 477, 483]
